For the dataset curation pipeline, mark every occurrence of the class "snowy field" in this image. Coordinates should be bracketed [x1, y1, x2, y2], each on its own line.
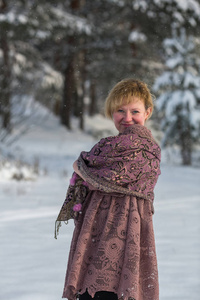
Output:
[0, 113, 200, 300]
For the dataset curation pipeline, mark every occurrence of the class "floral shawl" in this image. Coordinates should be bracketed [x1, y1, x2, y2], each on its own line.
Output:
[55, 124, 161, 238]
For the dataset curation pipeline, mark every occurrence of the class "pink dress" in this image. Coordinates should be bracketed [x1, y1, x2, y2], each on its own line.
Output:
[62, 190, 159, 300]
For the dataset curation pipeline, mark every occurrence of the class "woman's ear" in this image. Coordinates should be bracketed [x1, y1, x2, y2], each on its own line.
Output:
[145, 107, 152, 120]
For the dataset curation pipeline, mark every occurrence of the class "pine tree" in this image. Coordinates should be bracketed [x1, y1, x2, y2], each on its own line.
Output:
[153, 28, 200, 165]
[0, 0, 89, 142]
[1, 0, 200, 140]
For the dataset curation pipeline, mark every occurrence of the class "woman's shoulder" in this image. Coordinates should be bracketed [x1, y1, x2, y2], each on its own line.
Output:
[97, 124, 148, 141]
[97, 124, 157, 145]
[82, 124, 160, 159]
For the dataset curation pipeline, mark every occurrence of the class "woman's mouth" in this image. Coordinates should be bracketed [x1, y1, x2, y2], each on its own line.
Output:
[122, 123, 134, 127]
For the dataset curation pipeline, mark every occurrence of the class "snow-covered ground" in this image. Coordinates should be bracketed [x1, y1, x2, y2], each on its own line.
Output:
[0, 112, 199, 300]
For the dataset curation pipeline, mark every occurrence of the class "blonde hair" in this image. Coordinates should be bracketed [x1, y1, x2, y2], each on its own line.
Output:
[105, 78, 154, 119]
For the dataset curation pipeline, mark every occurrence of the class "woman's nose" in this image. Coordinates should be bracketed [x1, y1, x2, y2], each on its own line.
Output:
[124, 111, 132, 122]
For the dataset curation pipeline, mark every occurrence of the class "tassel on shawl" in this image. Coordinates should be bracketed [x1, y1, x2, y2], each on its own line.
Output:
[54, 173, 89, 239]
[54, 220, 62, 239]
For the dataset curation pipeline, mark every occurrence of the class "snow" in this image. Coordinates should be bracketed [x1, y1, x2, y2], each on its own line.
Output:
[15, 53, 28, 67]
[128, 30, 147, 43]
[133, 0, 200, 24]
[153, 28, 200, 148]
[41, 63, 63, 89]
[190, 110, 200, 131]
[0, 11, 15, 23]
[133, 0, 148, 11]
[176, 0, 200, 14]
[13, 53, 63, 89]
[133, 0, 200, 14]
[153, 72, 172, 89]
[18, 14, 28, 24]
[35, 30, 51, 40]
[163, 90, 196, 118]
[0, 160, 37, 181]
[166, 54, 183, 69]
[172, 11, 184, 23]
[156, 0, 200, 16]
[51, 7, 92, 35]
[0, 112, 200, 300]
[0, 11, 28, 25]
[183, 72, 200, 88]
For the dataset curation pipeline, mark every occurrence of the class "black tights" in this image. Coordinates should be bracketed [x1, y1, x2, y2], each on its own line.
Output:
[79, 290, 118, 300]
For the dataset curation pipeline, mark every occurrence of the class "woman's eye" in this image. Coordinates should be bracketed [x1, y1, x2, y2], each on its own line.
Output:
[118, 109, 124, 113]
[132, 110, 139, 114]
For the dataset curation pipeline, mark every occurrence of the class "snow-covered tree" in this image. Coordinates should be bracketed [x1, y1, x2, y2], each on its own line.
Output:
[133, 0, 200, 28]
[1, 0, 200, 140]
[153, 28, 200, 165]
[0, 0, 90, 141]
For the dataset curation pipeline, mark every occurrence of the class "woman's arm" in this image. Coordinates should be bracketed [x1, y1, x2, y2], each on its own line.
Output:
[73, 160, 96, 190]
[73, 160, 86, 181]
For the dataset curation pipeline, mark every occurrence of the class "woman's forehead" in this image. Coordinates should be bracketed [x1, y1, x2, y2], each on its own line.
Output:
[116, 96, 144, 106]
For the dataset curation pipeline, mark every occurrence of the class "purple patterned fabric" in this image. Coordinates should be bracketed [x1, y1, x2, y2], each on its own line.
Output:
[56, 124, 160, 230]
[77, 124, 161, 203]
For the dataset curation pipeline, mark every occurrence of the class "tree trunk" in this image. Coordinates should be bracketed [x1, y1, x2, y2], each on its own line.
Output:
[180, 130, 192, 165]
[79, 49, 86, 130]
[60, 0, 84, 129]
[0, 2, 11, 132]
[180, 117, 192, 165]
[89, 80, 96, 116]
[73, 48, 86, 130]
[61, 56, 75, 129]
[79, 97, 84, 130]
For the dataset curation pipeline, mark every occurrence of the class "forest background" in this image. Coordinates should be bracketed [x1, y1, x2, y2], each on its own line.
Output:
[1, 2, 200, 299]
[1, 0, 200, 167]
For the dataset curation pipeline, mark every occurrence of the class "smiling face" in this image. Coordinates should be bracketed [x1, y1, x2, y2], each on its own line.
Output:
[112, 97, 152, 133]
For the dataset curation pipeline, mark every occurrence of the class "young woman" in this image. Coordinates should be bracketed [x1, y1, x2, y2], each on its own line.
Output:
[56, 78, 161, 300]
